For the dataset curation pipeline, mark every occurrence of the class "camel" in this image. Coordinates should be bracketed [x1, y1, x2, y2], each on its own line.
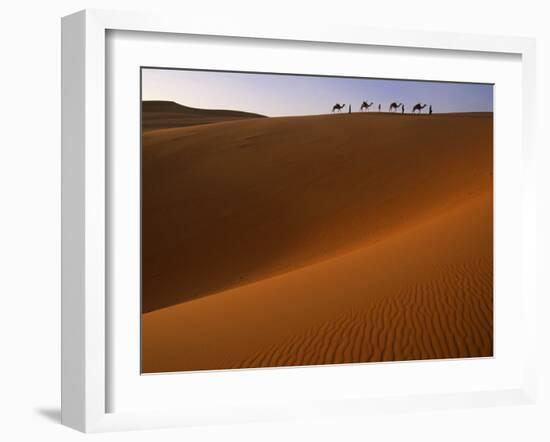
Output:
[332, 103, 346, 113]
[360, 101, 374, 112]
[412, 103, 427, 113]
[389, 102, 403, 112]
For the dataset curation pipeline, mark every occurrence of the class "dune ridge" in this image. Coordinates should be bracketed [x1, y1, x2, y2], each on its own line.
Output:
[142, 100, 266, 131]
[142, 112, 493, 313]
[142, 189, 493, 373]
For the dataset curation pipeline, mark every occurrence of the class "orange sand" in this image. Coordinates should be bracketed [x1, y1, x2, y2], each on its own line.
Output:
[141, 111, 493, 373]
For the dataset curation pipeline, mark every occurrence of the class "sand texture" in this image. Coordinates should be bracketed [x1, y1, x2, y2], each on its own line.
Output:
[141, 111, 493, 373]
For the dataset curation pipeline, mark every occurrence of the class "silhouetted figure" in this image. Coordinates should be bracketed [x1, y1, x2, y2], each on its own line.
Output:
[389, 102, 403, 112]
[360, 101, 374, 112]
[332, 103, 346, 113]
[402, 105, 405, 114]
[378, 104, 381, 112]
[412, 103, 427, 113]
[429, 105, 433, 115]
[349, 104, 351, 113]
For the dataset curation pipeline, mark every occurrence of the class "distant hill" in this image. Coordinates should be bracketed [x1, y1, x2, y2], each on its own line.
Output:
[142, 100, 266, 131]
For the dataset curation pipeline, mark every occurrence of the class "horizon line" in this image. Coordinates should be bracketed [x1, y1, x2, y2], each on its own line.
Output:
[142, 99, 493, 117]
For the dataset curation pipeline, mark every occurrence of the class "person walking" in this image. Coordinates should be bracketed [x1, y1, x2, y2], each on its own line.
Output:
[429, 105, 433, 115]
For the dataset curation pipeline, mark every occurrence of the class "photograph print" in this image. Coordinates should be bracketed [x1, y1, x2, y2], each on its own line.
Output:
[141, 68, 493, 374]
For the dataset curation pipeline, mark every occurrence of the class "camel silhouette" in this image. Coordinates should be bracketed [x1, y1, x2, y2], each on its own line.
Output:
[360, 101, 374, 112]
[412, 103, 427, 113]
[389, 102, 403, 112]
[332, 103, 346, 113]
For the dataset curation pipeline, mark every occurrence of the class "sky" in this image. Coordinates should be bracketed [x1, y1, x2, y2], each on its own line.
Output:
[142, 68, 493, 117]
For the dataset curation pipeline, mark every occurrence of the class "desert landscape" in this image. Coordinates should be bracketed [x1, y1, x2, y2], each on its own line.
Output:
[141, 97, 493, 373]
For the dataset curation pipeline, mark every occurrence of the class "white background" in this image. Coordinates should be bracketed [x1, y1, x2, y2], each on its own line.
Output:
[0, 1, 548, 441]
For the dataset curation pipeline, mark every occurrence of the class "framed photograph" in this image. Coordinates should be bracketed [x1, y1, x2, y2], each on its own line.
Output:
[61, 9, 537, 432]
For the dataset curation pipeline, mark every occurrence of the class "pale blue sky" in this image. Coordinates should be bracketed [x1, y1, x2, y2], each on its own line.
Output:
[142, 68, 493, 116]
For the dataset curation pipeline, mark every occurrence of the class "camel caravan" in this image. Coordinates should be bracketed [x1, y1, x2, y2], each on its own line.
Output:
[332, 101, 433, 115]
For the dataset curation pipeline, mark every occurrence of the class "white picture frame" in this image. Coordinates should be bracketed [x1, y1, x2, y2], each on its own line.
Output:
[61, 9, 537, 433]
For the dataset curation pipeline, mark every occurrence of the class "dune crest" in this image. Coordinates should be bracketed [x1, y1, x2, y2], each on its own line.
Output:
[142, 191, 493, 373]
[142, 100, 266, 131]
[142, 112, 493, 313]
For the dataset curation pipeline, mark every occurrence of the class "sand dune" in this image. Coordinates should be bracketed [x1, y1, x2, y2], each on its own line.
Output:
[142, 191, 492, 373]
[141, 111, 493, 372]
[142, 112, 493, 313]
[142, 100, 266, 131]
